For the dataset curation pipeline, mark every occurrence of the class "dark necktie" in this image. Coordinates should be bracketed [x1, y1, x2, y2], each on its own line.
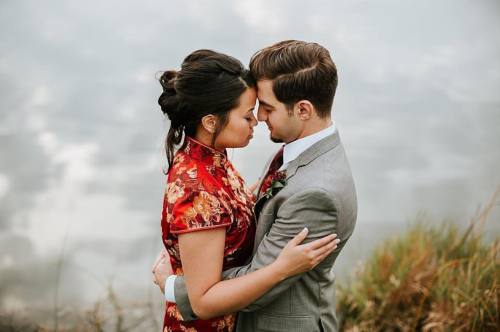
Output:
[259, 146, 284, 197]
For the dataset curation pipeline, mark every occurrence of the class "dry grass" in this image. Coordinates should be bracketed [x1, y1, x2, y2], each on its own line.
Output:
[0, 285, 160, 332]
[337, 189, 500, 331]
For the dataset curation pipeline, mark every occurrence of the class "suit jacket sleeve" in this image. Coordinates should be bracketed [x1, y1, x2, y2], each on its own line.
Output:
[174, 187, 338, 319]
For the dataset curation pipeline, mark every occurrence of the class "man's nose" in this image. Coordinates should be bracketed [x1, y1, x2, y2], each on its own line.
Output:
[257, 106, 266, 122]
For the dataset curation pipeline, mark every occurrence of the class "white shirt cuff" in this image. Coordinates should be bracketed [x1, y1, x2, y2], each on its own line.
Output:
[164, 275, 177, 303]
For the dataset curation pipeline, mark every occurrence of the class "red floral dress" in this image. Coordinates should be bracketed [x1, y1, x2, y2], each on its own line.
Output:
[161, 137, 256, 332]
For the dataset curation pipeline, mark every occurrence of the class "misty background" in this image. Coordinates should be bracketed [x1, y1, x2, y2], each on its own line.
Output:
[1, 0, 499, 325]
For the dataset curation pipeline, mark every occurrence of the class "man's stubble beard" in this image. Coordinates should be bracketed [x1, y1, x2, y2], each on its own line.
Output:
[270, 134, 284, 143]
[269, 111, 295, 144]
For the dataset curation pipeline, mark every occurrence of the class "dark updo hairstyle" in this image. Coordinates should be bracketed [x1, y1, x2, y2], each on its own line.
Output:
[158, 49, 255, 172]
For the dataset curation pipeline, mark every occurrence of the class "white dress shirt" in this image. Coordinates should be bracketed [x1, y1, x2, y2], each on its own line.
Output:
[280, 122, 336, 170]
[163, 122, 337, 302]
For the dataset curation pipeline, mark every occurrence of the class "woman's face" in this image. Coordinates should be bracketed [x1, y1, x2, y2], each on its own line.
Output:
[215, 87, 258, 149]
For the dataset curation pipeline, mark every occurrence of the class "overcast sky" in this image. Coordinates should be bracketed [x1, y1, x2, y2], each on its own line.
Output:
[1, 0, 499, 318]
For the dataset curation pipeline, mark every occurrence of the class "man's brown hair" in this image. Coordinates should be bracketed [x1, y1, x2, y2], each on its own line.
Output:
[249, 40, 338, 118]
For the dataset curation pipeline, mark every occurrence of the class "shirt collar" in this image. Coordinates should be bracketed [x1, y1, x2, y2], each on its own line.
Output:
[184, 136, 228, 167]
[281, 123, 337, 169]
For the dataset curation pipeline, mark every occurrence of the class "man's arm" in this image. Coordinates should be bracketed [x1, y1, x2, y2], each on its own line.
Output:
[174, 187, 339, 320]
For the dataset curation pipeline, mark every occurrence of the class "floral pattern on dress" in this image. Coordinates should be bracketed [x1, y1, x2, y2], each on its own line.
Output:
[161, 137, 256, 332]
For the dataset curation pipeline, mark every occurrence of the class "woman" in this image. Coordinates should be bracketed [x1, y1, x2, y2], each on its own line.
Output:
[158, 50, 338, 332]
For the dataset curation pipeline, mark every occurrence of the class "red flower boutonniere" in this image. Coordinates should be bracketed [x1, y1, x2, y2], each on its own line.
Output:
[262, 170, 287, 199]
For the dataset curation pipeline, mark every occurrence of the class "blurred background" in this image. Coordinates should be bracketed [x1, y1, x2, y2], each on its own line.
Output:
[1, 0, 499, 330]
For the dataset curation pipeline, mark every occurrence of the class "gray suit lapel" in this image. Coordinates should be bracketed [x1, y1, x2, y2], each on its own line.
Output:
[285, 131, 340, 181]
[253, 131, 341, 223]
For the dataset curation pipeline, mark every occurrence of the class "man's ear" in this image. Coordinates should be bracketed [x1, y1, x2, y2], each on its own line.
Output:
[201, 114, 217, 133]
[295, 100, 314, 120]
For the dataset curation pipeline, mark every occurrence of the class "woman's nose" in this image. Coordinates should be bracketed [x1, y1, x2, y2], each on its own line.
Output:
[251, 114, 258, 127]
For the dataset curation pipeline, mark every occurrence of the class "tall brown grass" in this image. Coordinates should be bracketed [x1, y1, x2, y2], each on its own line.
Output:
[337, 190, 500, 331]
[0, 285, 160, 332]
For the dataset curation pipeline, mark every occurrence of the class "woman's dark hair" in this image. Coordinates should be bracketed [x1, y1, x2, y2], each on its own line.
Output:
[158, 49, 255, 172]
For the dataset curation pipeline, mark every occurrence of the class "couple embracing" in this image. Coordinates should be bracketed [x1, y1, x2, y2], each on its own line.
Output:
[152, 40, 357, 332]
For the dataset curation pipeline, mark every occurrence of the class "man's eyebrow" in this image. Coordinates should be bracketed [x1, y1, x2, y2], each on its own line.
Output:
[258, 100, 274, 108]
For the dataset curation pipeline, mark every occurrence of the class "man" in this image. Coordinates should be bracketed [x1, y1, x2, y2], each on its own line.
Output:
[154, 40, 357, 332]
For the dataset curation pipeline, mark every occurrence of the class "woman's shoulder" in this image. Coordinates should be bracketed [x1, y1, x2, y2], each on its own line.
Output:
[166, 152, 234, 234]
[168, 151, 221, 193]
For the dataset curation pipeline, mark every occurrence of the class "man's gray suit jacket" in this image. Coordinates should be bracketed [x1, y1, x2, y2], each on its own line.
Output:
[173, 130, 357, 332]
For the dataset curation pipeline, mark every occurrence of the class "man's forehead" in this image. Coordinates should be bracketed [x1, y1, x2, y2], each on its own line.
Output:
[256, 80, 275, 104]
[256, 90, 274, 104]
[256, 79, 273, 90]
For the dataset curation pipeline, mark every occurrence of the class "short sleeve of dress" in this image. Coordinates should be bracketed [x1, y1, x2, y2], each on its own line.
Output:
[167, 177, 232, 234]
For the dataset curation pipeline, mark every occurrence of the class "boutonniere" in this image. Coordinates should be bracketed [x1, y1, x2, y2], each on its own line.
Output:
[263, 170, 287, 199]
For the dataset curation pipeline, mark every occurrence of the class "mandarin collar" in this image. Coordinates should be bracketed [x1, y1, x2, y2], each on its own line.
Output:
[184, 136, 228, 167]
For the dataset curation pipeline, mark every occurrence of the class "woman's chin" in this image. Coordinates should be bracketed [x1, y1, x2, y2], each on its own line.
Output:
[244, 137, 254, 147]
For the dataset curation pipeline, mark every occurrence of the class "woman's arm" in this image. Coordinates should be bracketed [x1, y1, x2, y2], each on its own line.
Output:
[178, 227, 337, 319]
